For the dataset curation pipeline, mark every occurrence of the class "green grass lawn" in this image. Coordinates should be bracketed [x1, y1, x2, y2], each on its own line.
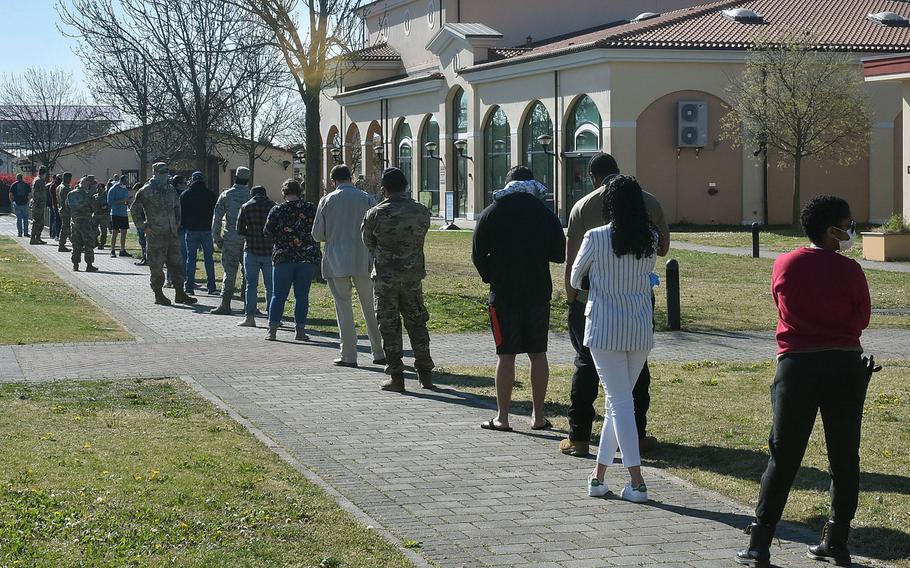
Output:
[123, 229, 909, 334]
[437, 361, 910, 567]
[0, 237, 130, 345]
[0, 378, 412, 568]
[671, 225, 867, 260]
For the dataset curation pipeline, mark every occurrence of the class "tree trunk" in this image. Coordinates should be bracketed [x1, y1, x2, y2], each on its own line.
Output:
[195, 133, 208, 174]
[791, 155, 802, 230]
[248, 149, 256, 184]
[138, 125, 149, 181]
[303, 86, 322, 203]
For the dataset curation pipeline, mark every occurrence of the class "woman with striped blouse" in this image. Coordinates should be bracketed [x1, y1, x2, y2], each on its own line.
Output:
[571, 176, 657, 503]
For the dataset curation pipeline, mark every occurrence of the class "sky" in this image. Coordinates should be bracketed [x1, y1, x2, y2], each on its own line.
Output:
[0, 0, 89, 88]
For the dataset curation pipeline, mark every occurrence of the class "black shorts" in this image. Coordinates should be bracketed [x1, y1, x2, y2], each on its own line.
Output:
[488, 301, 550, 355]
[111, 216, 129, 230]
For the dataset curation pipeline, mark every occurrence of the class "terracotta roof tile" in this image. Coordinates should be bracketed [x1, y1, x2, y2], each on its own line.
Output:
[350, 43, 401, 62]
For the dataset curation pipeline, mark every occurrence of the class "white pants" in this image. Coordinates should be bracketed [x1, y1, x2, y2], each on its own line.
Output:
[590, 348, 650, 468]
[327, 275, 384, 362]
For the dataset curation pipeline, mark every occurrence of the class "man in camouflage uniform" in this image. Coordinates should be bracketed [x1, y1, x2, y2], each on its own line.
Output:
[211, 166, 251, 315]
[361, 167, 435, 392]
[130, 162, 198, 307]
[56, 172, 73, 252]
[29, 166, 49, 245]
[93, 180, 110, 249]
[66, 176, 99, 272]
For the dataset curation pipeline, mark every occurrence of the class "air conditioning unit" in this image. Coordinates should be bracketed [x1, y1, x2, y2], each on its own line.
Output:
[677, 101, 708, 148]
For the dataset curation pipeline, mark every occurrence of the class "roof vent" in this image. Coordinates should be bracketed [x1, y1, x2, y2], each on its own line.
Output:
[631, 12, 660, 23]
[722, 8, 764, 23]
[868, 12, 909, 26]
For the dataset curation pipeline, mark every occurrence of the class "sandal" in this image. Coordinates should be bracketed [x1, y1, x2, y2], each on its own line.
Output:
[480, 419, 512, 432]
[531, 419, 553, 431]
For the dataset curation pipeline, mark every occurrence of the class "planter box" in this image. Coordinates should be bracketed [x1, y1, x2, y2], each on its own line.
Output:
[862, 232, 910, 261]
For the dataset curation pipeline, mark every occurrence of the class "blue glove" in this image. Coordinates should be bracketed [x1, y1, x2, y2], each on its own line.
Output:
[649, 272, 660, 288]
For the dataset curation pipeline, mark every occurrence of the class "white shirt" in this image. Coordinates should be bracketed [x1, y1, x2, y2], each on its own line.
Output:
[571, 224, 657, 352]
[312, 183, 376, 278]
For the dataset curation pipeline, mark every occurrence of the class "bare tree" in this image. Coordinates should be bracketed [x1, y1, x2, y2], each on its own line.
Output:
[723, 35, 872, 227]
[229, 0, 365, 201]
[0, 68, 112, 170]
[225, 29, 304, 181]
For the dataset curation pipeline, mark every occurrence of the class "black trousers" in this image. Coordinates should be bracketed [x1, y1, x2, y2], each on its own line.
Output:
[566, 300, 651, 442]
[755, 351, 869, 527]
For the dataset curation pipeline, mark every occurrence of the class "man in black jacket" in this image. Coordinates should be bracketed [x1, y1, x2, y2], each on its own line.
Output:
[180, 172, 218, 295]
[472, 166, 566, 432]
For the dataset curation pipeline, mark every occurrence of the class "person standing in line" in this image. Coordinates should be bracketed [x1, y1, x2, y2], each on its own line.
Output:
[107, 174, 132, 258]
[165, 175, 189, 288]
[736, 196, 877, 568]
[66, 176, 100, 273]
[8, 173, 31, 238]
[130, 162, 198, 307]
[56, 172, 73, 252]
[473, 166, 565, 432]
[571, 176, 658, 503]
[48, 174, 62, 241]
[560, 153, 669, 458]
[180, 171, 218, 295]
[236, 185, 275, 328]
[263, 179, 321, 341]
[211, 167, 251, 315]
[29, 166, 49, 245]
[131, 182, 148, 266]
[312, 165, 385, 368]
[361, 167, 434, 392]
[92, 179, 110, 249]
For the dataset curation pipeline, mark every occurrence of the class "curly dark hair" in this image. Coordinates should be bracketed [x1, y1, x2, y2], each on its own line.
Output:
[603, 176, 655, 259]
[800, 195, 851, 244]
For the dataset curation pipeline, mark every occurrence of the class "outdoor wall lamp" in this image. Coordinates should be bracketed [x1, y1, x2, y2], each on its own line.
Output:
[424, 141, 443, 161]
[373, 144, 389, 165]
[454, 139, 473, 161]
[330, 146, 342, 164]
[294, 150, 306, 163]
[536, 134, 556, 156]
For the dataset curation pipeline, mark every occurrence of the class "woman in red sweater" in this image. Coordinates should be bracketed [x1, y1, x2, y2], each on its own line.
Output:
[736, 196, 878, 568]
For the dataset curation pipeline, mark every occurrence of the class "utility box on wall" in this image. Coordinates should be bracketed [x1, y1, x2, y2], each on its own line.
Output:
[677, 101, 708, 148]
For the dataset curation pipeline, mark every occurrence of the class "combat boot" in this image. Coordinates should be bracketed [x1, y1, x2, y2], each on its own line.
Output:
[174, 290, 198, 305]
[72, 263, 79, 271]
[211, 298, 232, 315]
[418, 370, 434, 389]
[237, 315, 257, 327]
[85, 264, 98, 273]
[735, 521, 775, 567]
[58, 245, 70, 252]
[295, 328, 309, 341]
[807, 521, 851, 566]
[380, 372, 406, 393]
[265, 324, 278, 341]
[153, 289, 172, 306]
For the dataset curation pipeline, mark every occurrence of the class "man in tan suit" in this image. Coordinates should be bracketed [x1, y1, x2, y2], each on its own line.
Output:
[313, 165, 384, 368]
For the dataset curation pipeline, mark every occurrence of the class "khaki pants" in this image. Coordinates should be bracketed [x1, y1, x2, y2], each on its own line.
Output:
[327, 275, 384, 363]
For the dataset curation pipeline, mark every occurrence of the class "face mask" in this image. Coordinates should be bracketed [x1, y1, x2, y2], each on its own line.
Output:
[834, 225, 857, 252]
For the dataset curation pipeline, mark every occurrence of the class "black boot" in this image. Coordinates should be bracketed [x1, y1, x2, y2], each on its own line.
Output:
[807, 521, 851, 566]
[736, 521, 775, 567]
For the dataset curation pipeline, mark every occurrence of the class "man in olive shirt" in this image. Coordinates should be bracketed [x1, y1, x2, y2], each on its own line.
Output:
[560, 153, 670, 458]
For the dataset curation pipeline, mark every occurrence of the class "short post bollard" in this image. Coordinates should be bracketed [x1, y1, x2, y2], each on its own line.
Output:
[751, 222, 760, 258]
[666, 259, 681, 331]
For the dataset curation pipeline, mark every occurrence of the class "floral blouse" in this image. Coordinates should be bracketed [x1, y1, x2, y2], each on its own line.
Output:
[263, 199, 322, 266]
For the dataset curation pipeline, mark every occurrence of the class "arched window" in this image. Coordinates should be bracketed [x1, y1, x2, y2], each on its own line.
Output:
[484, 106, 511, 207]
[522, 101, 554, 210]
[565, 95, 602, 213]
[419, 115, 440, 215]
[452, 88, 468, 216]
[395, 119, 413, 188]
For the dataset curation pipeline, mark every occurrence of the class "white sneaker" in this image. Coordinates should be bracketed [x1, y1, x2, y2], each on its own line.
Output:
[236, 315, 257, 327]
[620, 482, 648, 503]
[587, 476, 610, 498]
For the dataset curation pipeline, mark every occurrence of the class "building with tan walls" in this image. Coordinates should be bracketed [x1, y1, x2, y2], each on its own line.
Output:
[48, 128, 296, 202]
[321, 0, 910, 225]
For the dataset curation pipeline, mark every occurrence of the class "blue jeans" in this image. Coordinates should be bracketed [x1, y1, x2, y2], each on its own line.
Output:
[13, 204, 29, 236]
[244, 252, 273, 316]
[137, 227, 147, 257]
[184, 230, 217, 293]
[49, 207, 61, 239]
[269, 262, 316, 329]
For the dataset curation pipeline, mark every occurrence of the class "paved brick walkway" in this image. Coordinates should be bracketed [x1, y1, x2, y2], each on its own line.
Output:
[2, 217, 902, 567]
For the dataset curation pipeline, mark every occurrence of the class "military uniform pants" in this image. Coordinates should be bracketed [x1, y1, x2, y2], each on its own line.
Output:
[70, 221, 95, 265]
[94, 217, 108, 247]
[220, 243, 246, 303]
[148, 233, 185, 291]
[58, 212, 71, 246]
[374, 278, 434, 374]
[30, 207, 45, 242]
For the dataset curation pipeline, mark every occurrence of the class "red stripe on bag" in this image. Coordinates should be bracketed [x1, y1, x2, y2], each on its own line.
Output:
[489, 305, 503, 347]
